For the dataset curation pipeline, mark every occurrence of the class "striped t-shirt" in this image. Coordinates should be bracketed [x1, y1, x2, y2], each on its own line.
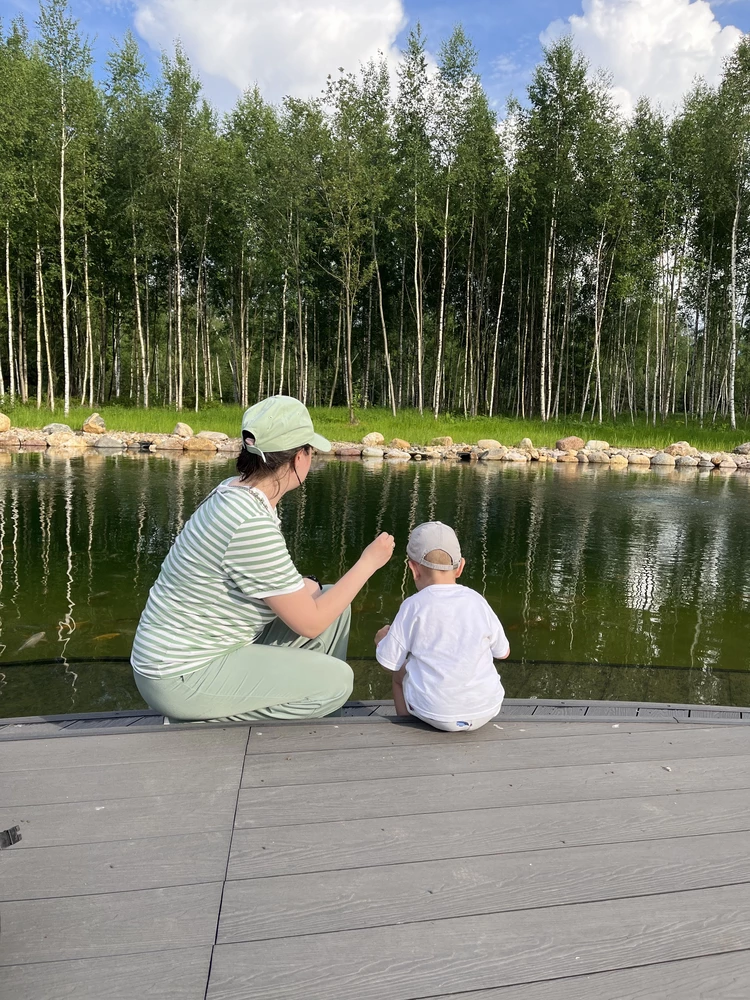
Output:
[131, 480, 304, 677]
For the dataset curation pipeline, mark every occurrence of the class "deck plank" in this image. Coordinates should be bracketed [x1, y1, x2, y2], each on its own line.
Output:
[0, 948, 213, 1000]
[234, 753, 750, 827]
[241, 726, 750, 786]
[0, 883, 222, 965]
[65, 716, 160, 729]
[228, 787, 750, 878]
[423, 951, 750, 1000]
[0, 721, 75, 736]
[218, 828, 750, 942]
[11, 790, 238, 849]
[533, 705, 588, 717]
[2, 757, 243, 808]
[0, 725, 248, 771]
[1, 831, 231, 901]
[243, 719, 681, 753]
[206, 884, 750, 1000]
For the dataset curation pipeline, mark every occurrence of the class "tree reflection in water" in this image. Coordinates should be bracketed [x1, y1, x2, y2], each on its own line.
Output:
[0, 451, 749, 715]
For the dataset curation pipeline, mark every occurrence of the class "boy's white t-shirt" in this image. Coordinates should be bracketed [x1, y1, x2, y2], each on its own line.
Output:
[375, 584, 509, 723]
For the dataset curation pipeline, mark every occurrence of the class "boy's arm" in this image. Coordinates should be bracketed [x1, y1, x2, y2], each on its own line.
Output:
[375, 615, 409, 671]
[487, 605, 511, 659]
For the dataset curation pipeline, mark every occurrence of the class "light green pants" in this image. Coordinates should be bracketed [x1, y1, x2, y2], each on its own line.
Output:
[133, 600, 353, 722]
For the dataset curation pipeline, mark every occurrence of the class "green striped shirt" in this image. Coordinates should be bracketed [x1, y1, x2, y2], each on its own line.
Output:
[131, 481, 303, 677]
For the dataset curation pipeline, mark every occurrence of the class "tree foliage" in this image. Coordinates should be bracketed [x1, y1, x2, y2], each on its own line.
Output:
[0, 4, 748, 424]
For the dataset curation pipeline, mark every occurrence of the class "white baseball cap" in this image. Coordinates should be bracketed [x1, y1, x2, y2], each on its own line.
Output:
[407, 521, 462, 570]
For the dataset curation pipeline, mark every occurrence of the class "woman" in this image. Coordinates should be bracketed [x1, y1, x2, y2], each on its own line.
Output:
[131, 395, 394, 721]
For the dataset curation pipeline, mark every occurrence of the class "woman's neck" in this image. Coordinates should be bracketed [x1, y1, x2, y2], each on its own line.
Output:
[233, 474, 289, 507]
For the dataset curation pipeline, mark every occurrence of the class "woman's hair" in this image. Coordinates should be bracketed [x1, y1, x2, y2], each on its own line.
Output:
[236, 435, 310, 488]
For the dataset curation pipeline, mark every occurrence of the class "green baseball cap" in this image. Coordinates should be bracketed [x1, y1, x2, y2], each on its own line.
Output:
[241, 396, 331, 458]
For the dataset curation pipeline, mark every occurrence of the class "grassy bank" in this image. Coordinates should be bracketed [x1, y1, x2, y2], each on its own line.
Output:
[4, 402, 749, 452]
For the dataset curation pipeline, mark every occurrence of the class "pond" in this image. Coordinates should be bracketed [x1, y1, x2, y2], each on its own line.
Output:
[1, 449, 749, 717]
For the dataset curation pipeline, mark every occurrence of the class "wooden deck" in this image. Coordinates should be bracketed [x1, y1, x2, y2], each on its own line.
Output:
[2, 700, 750, 999]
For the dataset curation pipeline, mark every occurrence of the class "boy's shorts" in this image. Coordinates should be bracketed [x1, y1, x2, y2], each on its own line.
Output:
[407, 707, 499, 732]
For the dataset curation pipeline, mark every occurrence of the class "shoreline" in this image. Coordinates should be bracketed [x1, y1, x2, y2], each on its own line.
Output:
[1, 416, 749, 472]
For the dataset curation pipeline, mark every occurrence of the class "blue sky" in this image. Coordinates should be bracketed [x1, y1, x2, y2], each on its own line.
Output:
[3, 0, 749, 115]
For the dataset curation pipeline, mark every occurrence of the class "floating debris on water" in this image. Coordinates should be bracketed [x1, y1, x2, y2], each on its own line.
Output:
[94, 632, 120, 640]
[18, 632, 46, 651]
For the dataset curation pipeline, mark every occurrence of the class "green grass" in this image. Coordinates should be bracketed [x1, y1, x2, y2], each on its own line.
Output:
[4, 401, 749, 452]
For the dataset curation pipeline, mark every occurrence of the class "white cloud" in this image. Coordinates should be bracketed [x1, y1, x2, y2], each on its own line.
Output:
[133, 0, 407, 107]
[542, 0, 743, 114]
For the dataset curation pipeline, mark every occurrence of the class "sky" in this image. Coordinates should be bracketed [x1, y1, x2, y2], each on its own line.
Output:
[2, 0, 750, 116]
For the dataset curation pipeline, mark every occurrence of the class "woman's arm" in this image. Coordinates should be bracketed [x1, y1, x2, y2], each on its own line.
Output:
[264, 532, 395, 638]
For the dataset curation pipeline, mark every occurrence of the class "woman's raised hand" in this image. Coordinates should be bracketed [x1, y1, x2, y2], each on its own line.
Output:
[361, 532, 396, 573]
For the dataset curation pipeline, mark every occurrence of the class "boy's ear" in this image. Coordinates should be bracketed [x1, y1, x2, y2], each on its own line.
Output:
[407, 558, 420, 581]
[455, 558, 466, 578]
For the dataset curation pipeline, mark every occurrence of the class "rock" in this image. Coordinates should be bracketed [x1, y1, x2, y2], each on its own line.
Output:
[502, 449, 529, 462]
[43, 422, 72, 435]
[384, 449, 411, 461]
[82, 412, 106, 435]
[173, 422, 194, 438]
[733, 442, 750, 455]
[361, 446, 384, 459]
[556, 435, 585, 451]
[20, 431, 47, 448]
[719, 455, 738, 470]
[664, 441, 699, 458]
[577, 451, 589, 463]
[650, 451, 676, 467]
[46, 430, 82, 448]
[151, 435, 186, 451]
[335, 446, 363, 458]
[431, 436, 453, 447]
[389, 437, 411, 450]
[557, 452, 579, 463]
[196, 431, 229, 443]
[675, 455, 700, 467]
[480, 447, 508, 461]
[588, 450, 611, 464]
[217, 437, 243, 453]
[94, 435, 126, 450]
[585, 439, 610, 451]
[0, 413, 10, 433]
[609, 453, 628, 467]
[628, 453, 651, 466]
[698, 457, 714, 468]
[477, 439, 502, 450]
[517, 437, 534, 450]
[361, 432, 384, 447]
[184, 436, 217, 453]
[0, 430, 21, 448]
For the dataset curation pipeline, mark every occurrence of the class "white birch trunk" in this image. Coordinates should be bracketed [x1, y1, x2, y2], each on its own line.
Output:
[5, 221, 14, 404]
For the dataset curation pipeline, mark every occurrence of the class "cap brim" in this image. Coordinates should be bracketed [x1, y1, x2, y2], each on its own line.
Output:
[309, 432, 331, 453]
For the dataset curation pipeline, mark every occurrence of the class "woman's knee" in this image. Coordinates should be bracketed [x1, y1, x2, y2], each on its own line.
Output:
[324, 656, 354, 698]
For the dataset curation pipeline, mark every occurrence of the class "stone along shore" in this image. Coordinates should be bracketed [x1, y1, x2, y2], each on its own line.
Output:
[0, 413, 749, 472]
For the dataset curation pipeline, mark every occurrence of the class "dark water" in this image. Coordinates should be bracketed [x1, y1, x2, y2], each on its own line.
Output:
[1, 449, 749, 716]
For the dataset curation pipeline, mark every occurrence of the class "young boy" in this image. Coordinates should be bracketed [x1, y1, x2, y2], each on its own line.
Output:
[375, 521, 510, 732]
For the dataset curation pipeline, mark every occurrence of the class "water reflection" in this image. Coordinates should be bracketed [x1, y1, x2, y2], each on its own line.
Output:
[0, 451, 749, 716]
